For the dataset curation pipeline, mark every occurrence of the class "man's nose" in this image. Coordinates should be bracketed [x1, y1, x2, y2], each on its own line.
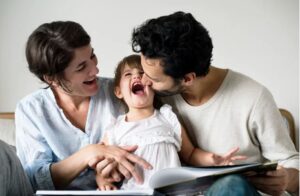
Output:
[142, 74, 152, 86]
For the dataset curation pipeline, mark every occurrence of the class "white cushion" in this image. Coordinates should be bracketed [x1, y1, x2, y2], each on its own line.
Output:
[0, 119, 15, 146]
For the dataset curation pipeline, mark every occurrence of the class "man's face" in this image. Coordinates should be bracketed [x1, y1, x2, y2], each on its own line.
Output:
[140, 54, 183, 96]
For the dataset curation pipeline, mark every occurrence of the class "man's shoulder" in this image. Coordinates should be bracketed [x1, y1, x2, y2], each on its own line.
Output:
[226, 70, 267, 95]
[227, 70, 264, 88]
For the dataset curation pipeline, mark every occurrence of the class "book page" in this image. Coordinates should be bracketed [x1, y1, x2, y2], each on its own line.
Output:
[36, 189, 153, 195]
[149, 162, 277, 188]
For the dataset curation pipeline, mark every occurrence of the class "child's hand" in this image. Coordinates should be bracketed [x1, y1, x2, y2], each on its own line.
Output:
[97, 181, 118, 191]
[212, 147, 247, 165]
[98, 182, 118, 191]
[96, 168, 119, 191]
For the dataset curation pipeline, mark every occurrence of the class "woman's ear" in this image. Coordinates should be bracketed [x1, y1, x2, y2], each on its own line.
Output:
[182, 72, 196, 86]
[114, 86, 123, 99]
[43, 75, 59, 87]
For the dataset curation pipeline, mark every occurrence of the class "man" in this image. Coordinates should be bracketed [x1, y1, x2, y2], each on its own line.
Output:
[132, 11, 299, 195]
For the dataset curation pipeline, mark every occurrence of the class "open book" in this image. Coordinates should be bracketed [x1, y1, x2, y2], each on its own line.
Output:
[152, 161, 277, 195]
[36, 161, 277, 196]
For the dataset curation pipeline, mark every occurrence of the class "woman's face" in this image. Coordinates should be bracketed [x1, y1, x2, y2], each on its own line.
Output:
[115, 64, 154, 109]
[62, 44, 99, 97]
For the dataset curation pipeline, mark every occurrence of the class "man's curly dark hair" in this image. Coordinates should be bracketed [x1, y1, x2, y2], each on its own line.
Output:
[132, 11, 213, 79]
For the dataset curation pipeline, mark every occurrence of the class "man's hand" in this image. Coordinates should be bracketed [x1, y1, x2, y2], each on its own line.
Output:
[247, 165, 289, 196]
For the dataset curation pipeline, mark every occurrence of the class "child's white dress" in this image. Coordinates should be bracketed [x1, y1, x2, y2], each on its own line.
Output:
[105, 104, 182, 190]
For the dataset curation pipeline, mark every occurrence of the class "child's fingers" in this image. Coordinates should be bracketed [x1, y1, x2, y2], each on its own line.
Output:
[111, 169, 122, 182]
[112, 185, 118, 190]
[99, 185, 105, 191]
[100, 161, 118, 178]
[223, 147, 239, 158]
[118, 164, 132, 180]
[96, 158, 116, 176]
[88, 155, 105, 169]
[105, 185, 112, 190]
[230, 155, 248, 161]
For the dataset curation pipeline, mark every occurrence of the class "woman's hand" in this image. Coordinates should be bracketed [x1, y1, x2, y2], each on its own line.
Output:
[212, 147, 247, 166]
[87, 144, 152, 184]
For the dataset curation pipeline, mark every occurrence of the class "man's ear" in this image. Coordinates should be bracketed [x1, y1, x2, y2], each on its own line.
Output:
[114, 86, 123, 99]
[182, 72, 196, 86]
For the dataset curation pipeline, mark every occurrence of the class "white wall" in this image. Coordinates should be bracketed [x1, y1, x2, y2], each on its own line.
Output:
[0, 0, 298, 147]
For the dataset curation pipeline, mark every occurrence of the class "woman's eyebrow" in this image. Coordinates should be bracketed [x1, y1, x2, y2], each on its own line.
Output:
[76, 48, 94, 68]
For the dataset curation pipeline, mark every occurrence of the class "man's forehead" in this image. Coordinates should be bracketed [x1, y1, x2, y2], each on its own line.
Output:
[141, 55, 162, 66]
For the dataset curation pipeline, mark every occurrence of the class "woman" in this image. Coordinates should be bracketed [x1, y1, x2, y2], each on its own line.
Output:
[15, 21, 151, 191]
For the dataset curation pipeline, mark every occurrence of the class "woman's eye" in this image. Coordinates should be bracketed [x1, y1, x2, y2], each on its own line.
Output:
[77, 65, 86, 72]
[124, 73, 131, 77]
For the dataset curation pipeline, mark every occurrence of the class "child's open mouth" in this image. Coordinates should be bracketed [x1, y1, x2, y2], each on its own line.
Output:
[132, 82, 144, 95]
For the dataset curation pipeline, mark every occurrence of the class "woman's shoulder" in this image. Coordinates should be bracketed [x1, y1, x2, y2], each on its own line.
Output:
[16, 88, 53, 116]
[95, 77, 121, 102]
[18, 88, 47, 105]
[97, 77, 113, 86]
[95, 77, 114, 96]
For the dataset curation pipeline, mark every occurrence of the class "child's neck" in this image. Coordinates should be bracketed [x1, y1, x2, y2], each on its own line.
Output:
[126, 106, 155, 122]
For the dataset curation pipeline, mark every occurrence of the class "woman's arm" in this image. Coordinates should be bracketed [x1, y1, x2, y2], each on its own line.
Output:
[51, 143, 152, 189]
[50, 143, 104, 189]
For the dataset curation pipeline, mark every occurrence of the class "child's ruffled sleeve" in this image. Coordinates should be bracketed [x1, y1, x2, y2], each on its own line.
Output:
[159, 104, 182, 151]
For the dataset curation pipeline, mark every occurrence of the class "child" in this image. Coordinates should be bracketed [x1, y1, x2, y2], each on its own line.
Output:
[96, 54, 246, 190]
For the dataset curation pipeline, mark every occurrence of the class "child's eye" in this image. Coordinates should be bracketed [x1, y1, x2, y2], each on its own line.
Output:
[124, 72, 132, 77]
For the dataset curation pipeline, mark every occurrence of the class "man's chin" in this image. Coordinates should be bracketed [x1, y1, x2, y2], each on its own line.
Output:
[154, 89, 181, 97]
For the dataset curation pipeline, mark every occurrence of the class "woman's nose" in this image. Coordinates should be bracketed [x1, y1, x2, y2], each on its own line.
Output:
[89, 64, 99, 76]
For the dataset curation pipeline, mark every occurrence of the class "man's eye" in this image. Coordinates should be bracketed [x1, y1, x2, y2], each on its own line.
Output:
[91, 53, 96, 59]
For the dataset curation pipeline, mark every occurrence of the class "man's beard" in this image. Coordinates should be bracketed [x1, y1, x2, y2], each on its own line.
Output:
[154, 81, 184, 97]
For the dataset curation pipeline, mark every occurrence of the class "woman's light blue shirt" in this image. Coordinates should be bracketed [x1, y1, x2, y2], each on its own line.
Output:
[15, 77, 123, 190]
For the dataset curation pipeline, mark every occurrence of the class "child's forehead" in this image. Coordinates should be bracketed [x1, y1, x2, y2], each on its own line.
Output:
[122, 63, 143, 72]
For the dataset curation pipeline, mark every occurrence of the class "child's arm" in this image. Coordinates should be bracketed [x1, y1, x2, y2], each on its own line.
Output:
[179, 125, 247, 166]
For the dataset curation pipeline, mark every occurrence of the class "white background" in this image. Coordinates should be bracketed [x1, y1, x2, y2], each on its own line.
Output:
[0, 0, 298, 148]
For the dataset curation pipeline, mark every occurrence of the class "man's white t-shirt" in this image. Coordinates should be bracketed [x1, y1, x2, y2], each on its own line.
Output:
[163, 69, 299, 170]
